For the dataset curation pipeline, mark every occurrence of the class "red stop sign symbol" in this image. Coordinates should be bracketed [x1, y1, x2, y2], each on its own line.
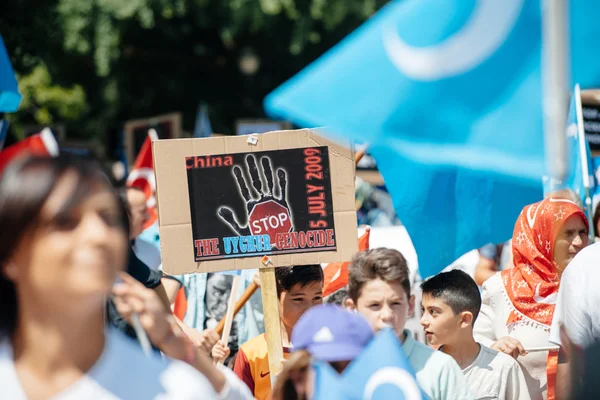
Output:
[248, 200, 293, 243]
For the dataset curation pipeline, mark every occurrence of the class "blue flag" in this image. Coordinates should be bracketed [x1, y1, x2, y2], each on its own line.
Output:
[194, 103, 213, 138]
[341, 329, 425, 400]
[371, 145, 541, 278]
[0, 36, 21, 112]
[0, 119, 8, 150]
[264, 0, 600, 276]
[565, 85, 595, 224]
[313, 362, 357, 400]
[215, 269, 242, 276]
[593, 157, 600, 213]
[265, 0, 600, 182]
[312, 330, 425, 400]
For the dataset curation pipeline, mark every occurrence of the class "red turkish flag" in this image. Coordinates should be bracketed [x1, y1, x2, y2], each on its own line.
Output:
[126, 129, 158, 229]
[322, 227, 370, 297]
[0, 128, 59, 174]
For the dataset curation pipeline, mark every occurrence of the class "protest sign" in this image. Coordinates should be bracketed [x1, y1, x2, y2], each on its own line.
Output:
[154, 128, 357, 382]
[153, 128, 357, 275]
[186, 146, 337, 261]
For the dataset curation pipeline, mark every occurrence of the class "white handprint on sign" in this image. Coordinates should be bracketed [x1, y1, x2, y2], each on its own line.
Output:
[217, 154, 293, 243]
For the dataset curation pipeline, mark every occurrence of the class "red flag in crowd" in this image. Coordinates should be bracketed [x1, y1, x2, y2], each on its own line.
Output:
[126, 129, 158, 229]
[0, 128, 59, 174]
[173, 287, 188, 321]
[322, 227, 370, 297]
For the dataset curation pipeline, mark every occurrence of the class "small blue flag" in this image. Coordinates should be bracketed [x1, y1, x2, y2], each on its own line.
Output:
[593, 156, 600, 213]
[312, 330, 424, 400]
[313, 362, 357, 400]
[215, 270, 242, 276]
[0, 119, 8, 150]
[138, 220, 161, 248]
[194, 103, 213, 138]
[565, 85, 595, 225]
[544, 85, 596, 233]
[342, 329, 425, 400]
[0, 36, 21, 112]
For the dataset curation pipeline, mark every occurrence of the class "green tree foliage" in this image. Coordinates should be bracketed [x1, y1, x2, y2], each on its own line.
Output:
[1, 0, 386, 156]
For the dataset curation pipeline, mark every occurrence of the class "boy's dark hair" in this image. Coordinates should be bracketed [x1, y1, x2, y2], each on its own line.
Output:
[348, 248, 411, 303]
[325, 287, 349, 306]
[420, 269, 481, 324]
[275, 265, 324, 296]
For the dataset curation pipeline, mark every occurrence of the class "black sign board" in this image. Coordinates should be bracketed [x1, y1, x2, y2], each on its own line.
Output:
[582, 104, 600, 150]
[185, 146, 337, 261]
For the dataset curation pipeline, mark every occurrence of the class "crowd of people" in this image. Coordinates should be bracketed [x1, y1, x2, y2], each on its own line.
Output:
[2, 153, 600, 399]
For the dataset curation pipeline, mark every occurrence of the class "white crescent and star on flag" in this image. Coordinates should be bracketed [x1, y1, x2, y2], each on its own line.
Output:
[382, 0, 525, 81]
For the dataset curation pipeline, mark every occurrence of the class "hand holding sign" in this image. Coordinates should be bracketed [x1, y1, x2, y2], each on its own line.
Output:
[218, 154, 293, 243]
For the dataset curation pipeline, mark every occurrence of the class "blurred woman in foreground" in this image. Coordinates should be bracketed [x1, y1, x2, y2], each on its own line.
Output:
[0, 155, 216, 399]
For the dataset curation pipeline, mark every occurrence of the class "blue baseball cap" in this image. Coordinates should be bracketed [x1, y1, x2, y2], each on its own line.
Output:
[292, 304, 374, 362]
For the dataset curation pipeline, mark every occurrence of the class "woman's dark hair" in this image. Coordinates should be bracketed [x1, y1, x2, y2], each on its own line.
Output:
[593, 203, 600, 239]
[0, 154, 126, 336]
[116, 186, 134, 239]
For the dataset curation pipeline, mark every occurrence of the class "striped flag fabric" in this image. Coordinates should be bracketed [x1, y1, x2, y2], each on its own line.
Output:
[322, 227, 370, 297]
[0, 127, 58, 173]
[126, 129, 159, 230]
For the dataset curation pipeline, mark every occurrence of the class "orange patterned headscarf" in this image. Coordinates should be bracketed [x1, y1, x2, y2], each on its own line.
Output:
[502, 198, 587, 327]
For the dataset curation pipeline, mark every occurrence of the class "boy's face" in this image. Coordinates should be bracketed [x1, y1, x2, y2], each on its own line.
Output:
[346, 279, 414, 338]
[420, 294, 467, 346]
[279, 281, 323, 330]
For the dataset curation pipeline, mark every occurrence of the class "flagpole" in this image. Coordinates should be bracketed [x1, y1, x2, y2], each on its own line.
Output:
[542, 0, 570, 183]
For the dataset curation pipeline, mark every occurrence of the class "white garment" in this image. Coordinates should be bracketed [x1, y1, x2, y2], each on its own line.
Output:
[133, 237, 162, 271]
[473, 273, 552, 400]
[217, 364, 254, 400]
[549, 242, 600, 348]
[402, 330, 475, 400]
[0, 329, 217, 399]
[462, 344, 531, 400]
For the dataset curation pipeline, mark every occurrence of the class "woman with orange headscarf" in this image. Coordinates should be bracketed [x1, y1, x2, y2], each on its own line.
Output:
[474, 198, 588, 400]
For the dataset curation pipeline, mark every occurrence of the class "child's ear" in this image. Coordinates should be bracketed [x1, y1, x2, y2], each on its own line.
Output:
[345, 298, 356, 310]
[408, 295, 416, 318]
[460, 311, 474, 328]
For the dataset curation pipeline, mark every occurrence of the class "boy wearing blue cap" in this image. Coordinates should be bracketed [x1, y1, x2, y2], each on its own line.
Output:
[345, 248, 474, 400]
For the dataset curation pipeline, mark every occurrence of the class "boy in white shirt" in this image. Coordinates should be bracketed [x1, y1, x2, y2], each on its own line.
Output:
[420, 269, 530, 400]
[345, 248, 474, 400]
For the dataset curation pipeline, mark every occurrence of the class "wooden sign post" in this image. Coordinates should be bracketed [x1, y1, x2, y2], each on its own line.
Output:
[153, 129, 357, 385]
[259, 267, 284, 383]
